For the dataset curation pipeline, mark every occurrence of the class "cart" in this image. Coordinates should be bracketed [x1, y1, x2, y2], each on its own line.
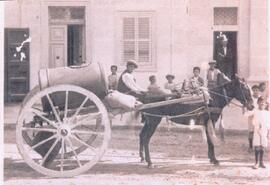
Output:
[16, 62, 205, 177]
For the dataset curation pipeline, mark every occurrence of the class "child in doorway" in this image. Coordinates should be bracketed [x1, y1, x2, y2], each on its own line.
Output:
[245, 97, 270, 169]
[247, 85, 261, 152]
[108, 65, 118, 90]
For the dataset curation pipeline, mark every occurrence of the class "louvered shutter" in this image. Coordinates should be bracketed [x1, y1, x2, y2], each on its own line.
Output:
[122, 17, 136, 65]
[119, 12, 154, 69]
[138, 17, 151, 64]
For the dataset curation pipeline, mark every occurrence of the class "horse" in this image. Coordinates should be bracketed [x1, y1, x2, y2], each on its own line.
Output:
[139, 76, 254, 168]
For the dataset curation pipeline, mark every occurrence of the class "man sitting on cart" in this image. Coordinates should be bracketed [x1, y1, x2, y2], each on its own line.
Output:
[117, 60, 147, 101]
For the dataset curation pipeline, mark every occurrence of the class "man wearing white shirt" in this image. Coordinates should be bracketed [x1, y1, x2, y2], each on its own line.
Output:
[117, 60, 146, 99]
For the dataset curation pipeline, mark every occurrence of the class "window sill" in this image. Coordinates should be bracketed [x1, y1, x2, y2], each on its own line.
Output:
[117, 65, 157, 73]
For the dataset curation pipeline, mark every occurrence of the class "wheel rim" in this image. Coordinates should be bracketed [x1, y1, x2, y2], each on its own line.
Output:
[16, 85, 111, 177]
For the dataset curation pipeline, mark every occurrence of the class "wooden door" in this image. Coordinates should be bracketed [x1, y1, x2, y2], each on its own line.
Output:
[4, 28, 30, 102]
[49, 25, 67, 68]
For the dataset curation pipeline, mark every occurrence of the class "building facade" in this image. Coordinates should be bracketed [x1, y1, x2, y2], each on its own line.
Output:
[4, 0, 269, 102]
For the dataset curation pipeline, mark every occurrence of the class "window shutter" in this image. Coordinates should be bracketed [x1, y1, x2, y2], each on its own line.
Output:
[122, 17, 136, 64]
[119, 12, 155, 70]
[138, 17, 151, 64]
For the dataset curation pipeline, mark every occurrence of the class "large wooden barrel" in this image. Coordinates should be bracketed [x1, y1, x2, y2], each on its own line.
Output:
[38, 62, 108, 111]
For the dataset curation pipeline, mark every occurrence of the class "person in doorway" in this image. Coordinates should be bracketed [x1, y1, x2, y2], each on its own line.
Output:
[117, 60, 146, 100]
[108, 65, 118, 90]
[216, 33, 234, 79]
[247, 85, 261, 152]
[245, 97, 270, 169]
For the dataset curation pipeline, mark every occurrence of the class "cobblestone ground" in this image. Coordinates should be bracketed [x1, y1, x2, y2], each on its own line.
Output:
[4, 125, 270, 185]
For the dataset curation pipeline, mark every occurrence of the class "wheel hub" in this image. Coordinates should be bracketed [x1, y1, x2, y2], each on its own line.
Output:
[60, 129, 68, 136]
[58, 124, 71, 138]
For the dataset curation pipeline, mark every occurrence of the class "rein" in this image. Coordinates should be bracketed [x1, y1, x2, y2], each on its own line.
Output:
[203, 78, 249, 108]
[142, 106, 205, 119]
[141, 79, 249, 119]
[206, 89, 243, 108]
[207, 80, 232, 90]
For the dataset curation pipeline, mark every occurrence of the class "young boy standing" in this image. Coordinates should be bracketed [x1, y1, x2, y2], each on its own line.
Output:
[259, 82, 269, 110]
[247, 85, 261, 152]
[246, 97, 270, 169]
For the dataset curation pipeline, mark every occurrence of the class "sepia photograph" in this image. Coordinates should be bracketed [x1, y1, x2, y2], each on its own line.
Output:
[1, 0, 270, 184]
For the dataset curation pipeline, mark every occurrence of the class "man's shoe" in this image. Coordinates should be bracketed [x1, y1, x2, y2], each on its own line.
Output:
[252, 163, 259, 169]
[259, 163, 266, 168]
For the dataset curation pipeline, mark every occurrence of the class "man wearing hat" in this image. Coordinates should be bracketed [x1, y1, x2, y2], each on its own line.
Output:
[117, 60, 146, 98]
[207, 60, 231, 89]
[216, 33, 234, 78]
[164, 74, 180, 93]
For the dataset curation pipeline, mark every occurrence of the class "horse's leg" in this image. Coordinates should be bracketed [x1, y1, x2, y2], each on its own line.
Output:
[139, 123, 148, 162]
[205, 120, 219, 165]
[219, 112, 225, 142]
[144, 117, 161, 168]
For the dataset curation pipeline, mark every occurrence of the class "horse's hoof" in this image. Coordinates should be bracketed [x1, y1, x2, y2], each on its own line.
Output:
[210, 159, 220, 165]
[147, 163, 154, 169]
[213, 160, 220, 166]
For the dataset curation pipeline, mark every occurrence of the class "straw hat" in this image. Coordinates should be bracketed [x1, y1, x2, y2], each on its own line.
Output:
[126, 60, 138, 68]
[208, 60, 217, 65]
[166, 74, 175, 79]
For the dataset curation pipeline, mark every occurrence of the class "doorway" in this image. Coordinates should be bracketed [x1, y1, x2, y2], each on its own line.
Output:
[49, 6, 85, 68]
[213, 31, 237, 79]
[68, 25, 84, 66]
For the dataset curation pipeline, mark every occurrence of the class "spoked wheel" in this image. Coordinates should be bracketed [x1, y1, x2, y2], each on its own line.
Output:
[16, 85, 111, 177]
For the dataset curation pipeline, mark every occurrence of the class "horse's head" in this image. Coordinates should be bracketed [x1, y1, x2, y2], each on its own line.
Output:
[230, 75, 254, 110]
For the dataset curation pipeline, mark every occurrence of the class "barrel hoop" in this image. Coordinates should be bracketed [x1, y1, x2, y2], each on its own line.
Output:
[38, 68, 50, 90]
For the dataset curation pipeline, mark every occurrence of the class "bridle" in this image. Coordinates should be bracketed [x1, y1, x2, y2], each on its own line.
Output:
[238, 82, 249, 106]
[205, 78, 251, 108]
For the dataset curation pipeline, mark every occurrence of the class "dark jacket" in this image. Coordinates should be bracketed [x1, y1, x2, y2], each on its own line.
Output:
[117, 70, 131, 93]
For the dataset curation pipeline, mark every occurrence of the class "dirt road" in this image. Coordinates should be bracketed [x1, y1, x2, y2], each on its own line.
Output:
[4, 125, 270, 185]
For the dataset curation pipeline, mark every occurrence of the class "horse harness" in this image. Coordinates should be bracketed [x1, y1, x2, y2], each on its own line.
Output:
[141, 80, 248, 120]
